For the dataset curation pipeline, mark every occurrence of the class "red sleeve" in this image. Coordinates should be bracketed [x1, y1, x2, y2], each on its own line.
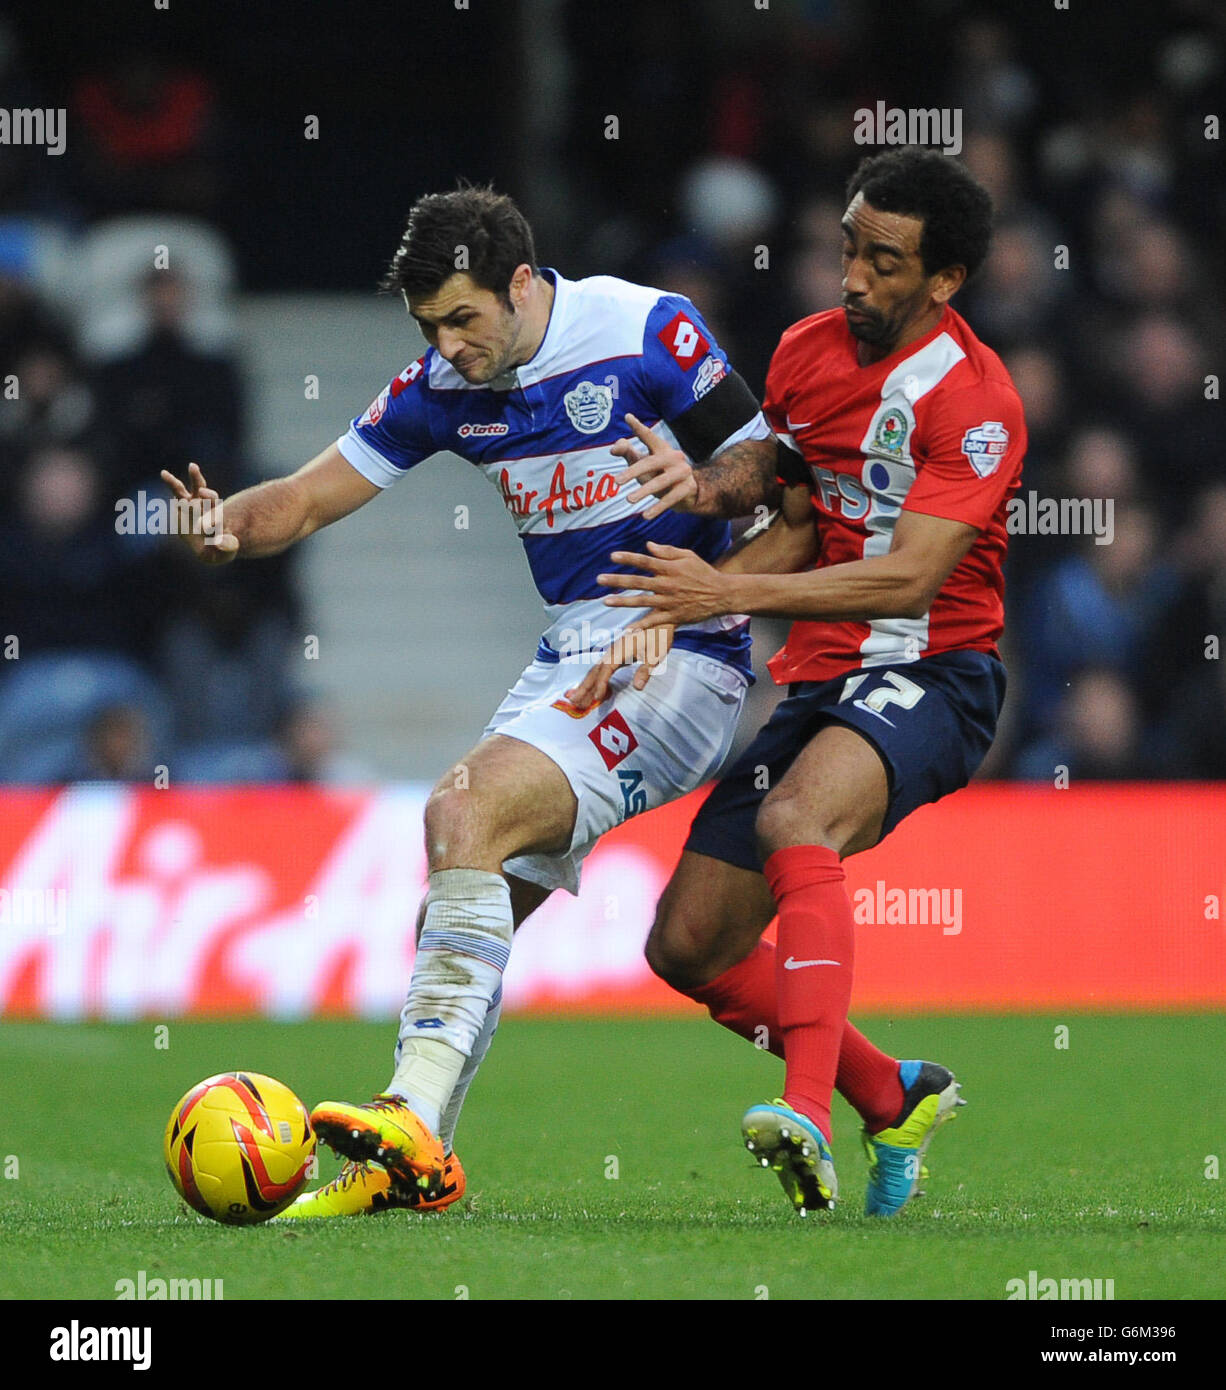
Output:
[905, 380, 1026, 530]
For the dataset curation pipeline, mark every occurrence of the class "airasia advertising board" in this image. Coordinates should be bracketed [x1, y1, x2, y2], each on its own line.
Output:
[0, 783, 1222, 1018]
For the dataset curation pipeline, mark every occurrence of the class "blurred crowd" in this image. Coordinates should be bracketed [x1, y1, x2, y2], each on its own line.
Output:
[0, 20, 355, 783]
[555, 0, 1226, 782]
[1, 2, 1224, 783]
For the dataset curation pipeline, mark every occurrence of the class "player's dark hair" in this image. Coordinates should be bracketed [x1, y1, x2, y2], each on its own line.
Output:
[845, 148, 994, 281]
[380, 184, 537, 303]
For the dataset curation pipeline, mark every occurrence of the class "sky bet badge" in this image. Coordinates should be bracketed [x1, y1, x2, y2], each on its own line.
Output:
[960, 420, 1010, 477]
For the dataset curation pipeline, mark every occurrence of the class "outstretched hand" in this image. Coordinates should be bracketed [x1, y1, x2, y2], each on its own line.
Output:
[159, 463, 239, 564]
[611, 414, 700, 520]
[597, 541, 732, 629]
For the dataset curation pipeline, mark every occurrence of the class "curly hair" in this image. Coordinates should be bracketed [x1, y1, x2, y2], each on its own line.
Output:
[846, 148, 994, 281]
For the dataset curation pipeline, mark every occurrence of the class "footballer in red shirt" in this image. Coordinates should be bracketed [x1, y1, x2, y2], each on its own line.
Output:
[570, 148, 1025, 1218]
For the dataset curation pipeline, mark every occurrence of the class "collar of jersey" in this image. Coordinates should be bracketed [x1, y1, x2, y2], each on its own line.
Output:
[849, 303, 950, 372]
[493, 266, 567, 391]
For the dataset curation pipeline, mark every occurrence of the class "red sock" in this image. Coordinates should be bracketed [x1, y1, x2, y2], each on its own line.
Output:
[765, 845, 854, 1142]
[838, 1023, 904, 1132]
[688, 941, 783, 1058]
[679, 933, 901, 1129]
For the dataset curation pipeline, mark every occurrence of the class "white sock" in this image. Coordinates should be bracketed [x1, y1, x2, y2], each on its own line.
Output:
[438, 986, 502, 1154]
[388, 868, 512, 1133]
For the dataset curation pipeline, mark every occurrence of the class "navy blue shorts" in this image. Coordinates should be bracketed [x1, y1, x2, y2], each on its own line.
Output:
[685, 649, 1006, 874]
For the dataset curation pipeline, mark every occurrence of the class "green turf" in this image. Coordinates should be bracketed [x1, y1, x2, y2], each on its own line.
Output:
[1, 1014, 1221, 1300]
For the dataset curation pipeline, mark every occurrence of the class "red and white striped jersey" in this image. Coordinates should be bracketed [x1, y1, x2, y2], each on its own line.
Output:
[763, 304, 1026, 685]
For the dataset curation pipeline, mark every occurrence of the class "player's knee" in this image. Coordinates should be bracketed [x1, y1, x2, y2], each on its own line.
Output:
[423, 782, 489, 867]
[644, 926, 696, 989]
[754, 793, 842, 861]
[645, 903, 715, 990]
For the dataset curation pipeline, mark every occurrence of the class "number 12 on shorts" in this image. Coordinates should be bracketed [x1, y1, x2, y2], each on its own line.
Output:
[840, 670, 926, 727]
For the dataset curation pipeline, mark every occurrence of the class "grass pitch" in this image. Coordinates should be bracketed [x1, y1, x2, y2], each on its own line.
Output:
[1, 1014, 1221, 1300]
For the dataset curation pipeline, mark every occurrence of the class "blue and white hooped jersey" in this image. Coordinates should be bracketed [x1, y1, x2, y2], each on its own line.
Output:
[336, 269, 770, 680]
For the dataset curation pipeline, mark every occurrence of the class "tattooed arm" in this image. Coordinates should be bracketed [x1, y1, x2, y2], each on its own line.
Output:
[692, 436, 783, 517]
[613, 415, 784, 520]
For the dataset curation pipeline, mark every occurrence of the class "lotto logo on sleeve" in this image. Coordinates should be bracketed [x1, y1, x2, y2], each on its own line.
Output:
[588, 709, 639, 770]
[390, 358, 425, 398]
[960, 421, 1010, 478]
[657, 312, 709, 370]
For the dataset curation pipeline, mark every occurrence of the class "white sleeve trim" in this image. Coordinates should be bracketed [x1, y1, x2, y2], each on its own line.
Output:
[711, 409, 772, 457]
[336, 428, 409, 489]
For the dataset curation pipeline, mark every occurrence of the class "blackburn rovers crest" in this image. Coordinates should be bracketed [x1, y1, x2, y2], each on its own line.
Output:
[564, 380, 614, 434]
[870, 405, 909, 456]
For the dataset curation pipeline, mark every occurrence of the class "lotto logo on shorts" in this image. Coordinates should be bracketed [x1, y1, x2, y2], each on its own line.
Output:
[588, 709, 639, 770]
[657, 312, 709, 370]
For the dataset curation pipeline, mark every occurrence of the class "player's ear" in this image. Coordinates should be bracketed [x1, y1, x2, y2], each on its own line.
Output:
[508, 263, 533, 306]
[931, 265, 966, 306]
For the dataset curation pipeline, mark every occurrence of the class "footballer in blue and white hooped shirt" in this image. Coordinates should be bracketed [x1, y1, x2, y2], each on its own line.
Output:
[340, 269, 767, 683]
[261, 188, 774, 1216]
[338, 271, 773, 900]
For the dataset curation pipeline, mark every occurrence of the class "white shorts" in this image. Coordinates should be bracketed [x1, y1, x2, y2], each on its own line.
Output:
[482, 648, 747, 895]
